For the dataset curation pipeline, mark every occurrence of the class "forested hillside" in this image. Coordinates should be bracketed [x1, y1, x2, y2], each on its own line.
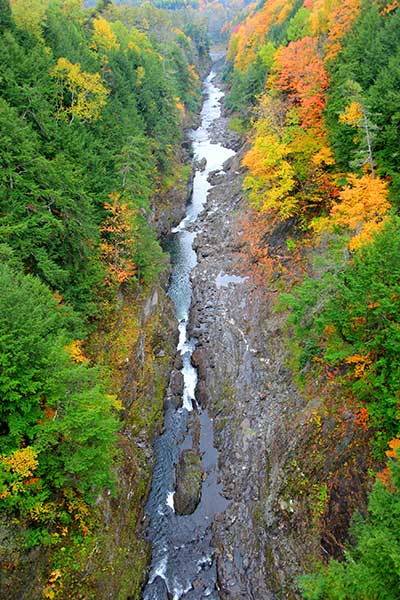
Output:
[0, 0, 208, 597]
[225, 0, 400, 597]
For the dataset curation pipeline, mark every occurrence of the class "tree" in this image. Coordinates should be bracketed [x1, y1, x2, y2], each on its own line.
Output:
[9, 0, 48, 38]
[273, 36, 329, 130]
[329, 174, 390, 250]
[91, 16, 120, 57]
[242, 96, 297, 219]
[51, 57, 109, 122]
[0, 263, 118, 506]
[0, 0, 13, 30]
[300, 442, 400, 599]
[338, 80, 377, 175]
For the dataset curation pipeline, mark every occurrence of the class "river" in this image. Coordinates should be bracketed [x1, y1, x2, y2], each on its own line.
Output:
[142, 70, 235, 600]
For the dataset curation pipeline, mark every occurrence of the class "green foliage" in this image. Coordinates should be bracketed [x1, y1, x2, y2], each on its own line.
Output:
[300, 453, 400, 599]
[229, 116, 250, 134]
[268, 0, 304, 45]
[326, 4, 400, 199]
[226, 53, 268, 115]
[0, 0, 13, 30]
[284, 219, 400, 447]
[287, 6, 311, 42]
[0, 263, 118, 508]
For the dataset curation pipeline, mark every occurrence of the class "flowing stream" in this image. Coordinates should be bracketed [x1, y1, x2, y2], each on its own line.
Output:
[142, 71, 235, 600]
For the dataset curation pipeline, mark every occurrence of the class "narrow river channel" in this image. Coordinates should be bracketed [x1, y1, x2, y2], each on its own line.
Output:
[142, 70, 235, 600]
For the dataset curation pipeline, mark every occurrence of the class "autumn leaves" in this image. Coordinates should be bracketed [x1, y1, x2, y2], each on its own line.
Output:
[229, 0, 391, 254]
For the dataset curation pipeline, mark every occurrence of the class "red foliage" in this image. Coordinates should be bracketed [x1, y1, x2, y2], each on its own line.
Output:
[355, 407, 369, 431]
[238, 209, 274, 289]
[273, 37, 329, 129]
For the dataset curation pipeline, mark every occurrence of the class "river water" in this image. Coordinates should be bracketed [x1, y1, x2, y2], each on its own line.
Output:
[142, 71, 235, 600]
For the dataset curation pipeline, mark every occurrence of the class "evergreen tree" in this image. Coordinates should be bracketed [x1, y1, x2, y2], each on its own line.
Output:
[0, 0, 13, 31]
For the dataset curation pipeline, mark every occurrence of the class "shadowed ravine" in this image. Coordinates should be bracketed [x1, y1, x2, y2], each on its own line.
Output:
[142, 70, 235, 600]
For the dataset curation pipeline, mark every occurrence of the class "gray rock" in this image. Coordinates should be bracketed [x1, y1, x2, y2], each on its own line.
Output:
[169, 369, 184, 396]
[174, 449, 203, 515]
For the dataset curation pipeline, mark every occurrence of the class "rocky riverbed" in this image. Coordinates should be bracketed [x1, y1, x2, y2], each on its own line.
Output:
[186, 71, 321, 598]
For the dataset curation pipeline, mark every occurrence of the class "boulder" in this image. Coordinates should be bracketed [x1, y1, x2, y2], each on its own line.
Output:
[174, 450, 203, 515]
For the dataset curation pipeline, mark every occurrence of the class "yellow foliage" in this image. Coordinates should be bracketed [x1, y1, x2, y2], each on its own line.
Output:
[48, 570, 62, 583]
[227, 31, 239, 63]
[136, 66, 145, 87]
[229, 0, 290, 72]
[28, 499, 57, 523]
[188, 64, 199, 81]
[312, 146, 336, 167]
[127, 28, 151, 55]
[64, 488, 91, 537]
[175, 97, 185, 117]
[1, 447, 39, 495]
[10, 0, 48, 38]
[65, 340, 88, 363]
[323, 324, 336, 336]
[51, 58, 108, 122]
[128, 40, 141, 54]
[349, 217, 388, 251]
[329, 174, 390, 246]
[339, 101, 363, 127]
[308, 0, 361, 59]
[346, 353, 372, 378]
[107, 394, 122, 410]
[243, 131, 297, 218]
[2, 447, 38, 479]
[91, 17, 120, 56]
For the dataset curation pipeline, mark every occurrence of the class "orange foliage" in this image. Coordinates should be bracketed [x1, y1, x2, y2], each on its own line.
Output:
[273, 37, 329, 130]
[346, 353, 372, 379]
[228, 0, 360, 72]
[381, 0, 399, 14]
[101, 193, 138, 287]
[386, 438, 400, 459]
[329, 174, 391, 250]
[188, 64, 199, 81]
[175, 97, 185, 117]
[308, 0, 361, 60]
[242, 93, 337, 220]
[378, 438, 400, 489]
[228, 0, 296, 71]
[354, 406, 369, 431]
[238, 208, 274, 288]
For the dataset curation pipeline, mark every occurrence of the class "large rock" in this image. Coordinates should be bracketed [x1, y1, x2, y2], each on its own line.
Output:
[169, 369, 184, 396]
[139, 576, 171, 600]
[174, 450, 203, 515]
[191, 347, 208, 379]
